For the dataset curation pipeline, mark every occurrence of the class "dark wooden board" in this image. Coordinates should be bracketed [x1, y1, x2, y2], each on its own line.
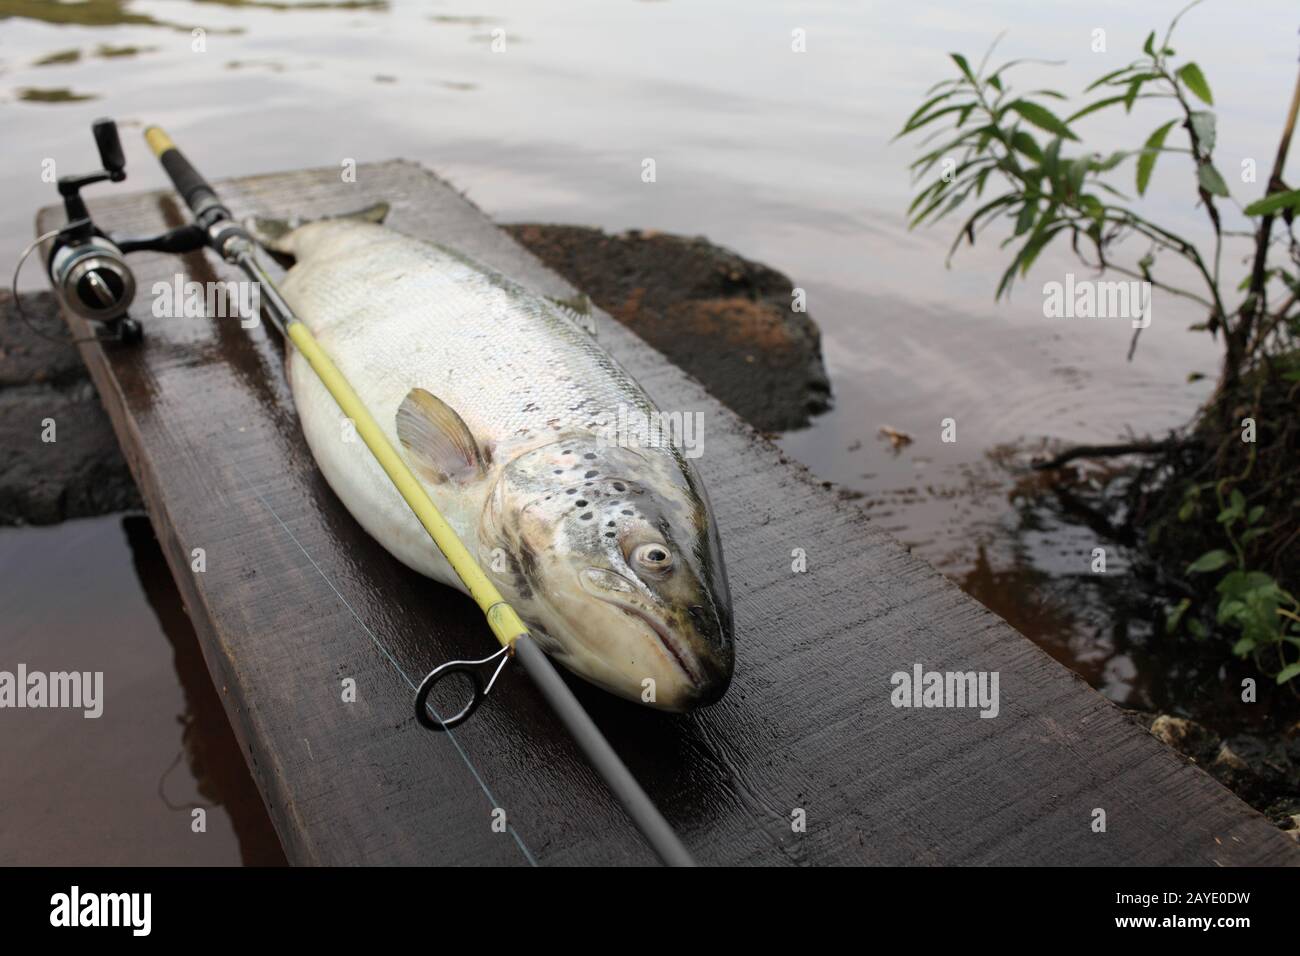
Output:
[40, 161, 1298, 866]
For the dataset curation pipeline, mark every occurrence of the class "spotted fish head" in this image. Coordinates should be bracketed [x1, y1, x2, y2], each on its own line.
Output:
[486, 436, 734, 711]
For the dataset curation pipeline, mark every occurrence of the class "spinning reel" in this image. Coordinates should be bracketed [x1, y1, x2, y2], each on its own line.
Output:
[12, 117, 209, 345]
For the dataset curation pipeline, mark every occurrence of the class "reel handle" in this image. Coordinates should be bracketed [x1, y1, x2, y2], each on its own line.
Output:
[93, 118, 125, 181]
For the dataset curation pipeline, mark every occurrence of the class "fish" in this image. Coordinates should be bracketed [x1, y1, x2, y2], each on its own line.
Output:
[248, 207, 734, 711]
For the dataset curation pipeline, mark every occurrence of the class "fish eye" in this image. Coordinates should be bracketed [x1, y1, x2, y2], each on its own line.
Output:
[631, 542, 673, 573]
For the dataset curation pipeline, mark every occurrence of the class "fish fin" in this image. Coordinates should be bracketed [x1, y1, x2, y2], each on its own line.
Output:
[546, 293, 597, 337]
[244, 202, 391, 255]
[340, 201, 391, 226]
[244, 215, 300, 254]
[547, 292, 592, 315]
[396, 388, 488, 484]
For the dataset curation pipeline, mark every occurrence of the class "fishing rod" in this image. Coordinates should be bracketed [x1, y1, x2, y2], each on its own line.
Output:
[143, 127, 697, 868]
[14, 118, 695, 867]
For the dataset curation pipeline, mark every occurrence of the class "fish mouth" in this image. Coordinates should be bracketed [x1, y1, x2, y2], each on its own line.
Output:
[579, 564, 733, 707]
[577, 568, 704, 690]
[610, 600, 704, 688]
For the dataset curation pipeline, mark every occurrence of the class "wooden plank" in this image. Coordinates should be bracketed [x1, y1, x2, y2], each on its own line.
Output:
[40, 161, 1298, 866]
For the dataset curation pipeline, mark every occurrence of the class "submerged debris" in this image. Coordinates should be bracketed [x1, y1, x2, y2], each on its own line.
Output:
[878, 425, 913, 451]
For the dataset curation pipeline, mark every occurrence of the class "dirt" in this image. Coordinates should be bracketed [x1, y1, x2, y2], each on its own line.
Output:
[506, 223, 832, 432]
[0, 290, 140, 525]
[1131, 710, 1300, 840]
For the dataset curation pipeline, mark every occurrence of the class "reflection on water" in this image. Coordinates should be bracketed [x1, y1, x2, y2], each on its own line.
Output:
[0, 0, 381, 29]
[0, 0, 189, 30]
[33, 50, 84, 66]
[955, 456, 1298, 734]
[120, 516, 286, 864]
[0, 515, 285, 865]
[16, 87, 97, 103]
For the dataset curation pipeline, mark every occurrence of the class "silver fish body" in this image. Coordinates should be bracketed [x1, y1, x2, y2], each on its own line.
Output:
[269, 218, 734, 710]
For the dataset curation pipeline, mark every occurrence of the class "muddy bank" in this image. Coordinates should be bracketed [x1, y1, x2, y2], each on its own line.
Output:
[506, 224, 832, 432]
[0, 290, 140, 525]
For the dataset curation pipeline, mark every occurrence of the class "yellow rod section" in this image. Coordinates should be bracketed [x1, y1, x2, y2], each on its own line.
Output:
[284, 320, 528, 649]
[143, 126, 175, 156]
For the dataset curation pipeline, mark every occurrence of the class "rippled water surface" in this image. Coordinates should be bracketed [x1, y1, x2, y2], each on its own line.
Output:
[2, 0, 1295, 860]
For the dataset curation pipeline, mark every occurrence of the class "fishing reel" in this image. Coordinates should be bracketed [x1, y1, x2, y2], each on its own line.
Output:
[39, 118, 140, 343]
[13, 117, 208, 346]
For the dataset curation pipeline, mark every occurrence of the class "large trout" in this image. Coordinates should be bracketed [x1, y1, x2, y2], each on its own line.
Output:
[250, 209, 734, 710]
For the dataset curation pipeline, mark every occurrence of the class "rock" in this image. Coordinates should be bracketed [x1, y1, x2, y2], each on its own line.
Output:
[1271, 799, 1300, 832]
[1148, 714, 1220, 763]
[506, 223, 832, 432]
[0, 293, 88, 391]
[1211, 740, 1252, 776]
[1209, 737, 1292, 809]
[0, 290, 141, 524]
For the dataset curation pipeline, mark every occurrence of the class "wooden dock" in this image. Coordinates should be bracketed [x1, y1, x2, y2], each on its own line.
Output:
[41, 161, 1298, 866]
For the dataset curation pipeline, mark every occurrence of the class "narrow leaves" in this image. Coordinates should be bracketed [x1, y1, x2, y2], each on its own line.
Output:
[950, 52, 976, 84]
[1004, 99, 1078, 140]
[1188, 111, 1215, 153]
[1067, 95, 1128, 123]
[1197, 163, 1229, 198]
[1136, 119, 1177, 195]
[1187, 550, 1232, 573]
[1176, 62, 1213, 105]
[1244, 189, 1300, 217]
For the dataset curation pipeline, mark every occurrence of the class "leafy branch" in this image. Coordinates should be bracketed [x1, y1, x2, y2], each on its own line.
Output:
[896, 0, 1300, 380]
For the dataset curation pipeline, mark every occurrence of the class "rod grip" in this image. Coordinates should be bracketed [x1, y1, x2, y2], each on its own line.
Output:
[144, 126, 219, 214]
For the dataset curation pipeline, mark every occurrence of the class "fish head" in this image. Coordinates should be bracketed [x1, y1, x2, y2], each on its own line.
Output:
[489, 438, 733, 711]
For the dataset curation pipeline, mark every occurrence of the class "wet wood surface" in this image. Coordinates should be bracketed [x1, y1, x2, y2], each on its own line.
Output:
[41, 161, 1298, 866]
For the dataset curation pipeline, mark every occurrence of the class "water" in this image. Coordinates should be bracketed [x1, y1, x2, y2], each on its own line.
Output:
[2, 0, 1296, 859]
[0, 515, 285, 865]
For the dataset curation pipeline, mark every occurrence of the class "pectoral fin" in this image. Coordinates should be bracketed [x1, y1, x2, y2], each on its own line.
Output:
[396, 388, 488, 484]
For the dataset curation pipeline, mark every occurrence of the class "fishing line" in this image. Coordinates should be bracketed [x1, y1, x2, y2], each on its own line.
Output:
[9, 229, 101, 346]
[230, 459, 539, 867]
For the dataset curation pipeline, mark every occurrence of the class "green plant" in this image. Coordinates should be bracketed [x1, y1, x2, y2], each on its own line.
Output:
[1177, 483, 1300, 684]
[898, 1, 1300, 688]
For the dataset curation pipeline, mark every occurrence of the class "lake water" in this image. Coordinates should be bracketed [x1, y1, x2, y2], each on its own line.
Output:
[1, 0, 1294, 862]
[0, 515, 284, 865]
